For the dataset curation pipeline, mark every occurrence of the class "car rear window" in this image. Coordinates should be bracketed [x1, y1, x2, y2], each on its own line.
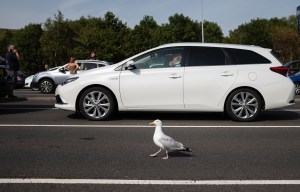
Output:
[188, 47, 226, 66]
[225, 48, 271, 64]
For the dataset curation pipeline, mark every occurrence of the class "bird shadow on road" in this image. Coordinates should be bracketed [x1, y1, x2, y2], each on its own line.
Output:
[168, 151, 194, 158]
[150, 151, 194, 159]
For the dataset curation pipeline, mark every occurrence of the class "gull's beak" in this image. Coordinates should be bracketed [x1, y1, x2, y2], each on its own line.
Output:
[149, 122, 155, 126]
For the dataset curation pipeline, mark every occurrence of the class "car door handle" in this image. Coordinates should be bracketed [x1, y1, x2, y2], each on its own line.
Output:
[169, 73, 182, 79]
[221, 71, 234, 76]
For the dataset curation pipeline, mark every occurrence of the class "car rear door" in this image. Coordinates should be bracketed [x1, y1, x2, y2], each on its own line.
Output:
[184, 46, 238, 110]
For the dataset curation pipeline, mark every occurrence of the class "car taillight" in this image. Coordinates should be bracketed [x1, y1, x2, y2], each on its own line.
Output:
[270, 66, 289, 76]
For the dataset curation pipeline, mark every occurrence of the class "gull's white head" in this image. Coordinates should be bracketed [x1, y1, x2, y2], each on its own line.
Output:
[149, 119, 162, 126]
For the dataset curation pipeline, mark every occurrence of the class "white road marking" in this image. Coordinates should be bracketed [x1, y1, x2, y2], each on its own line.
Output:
[0, 108, 57, 110]
[1, 124, 300, 128]
[0, 179, 300, 185]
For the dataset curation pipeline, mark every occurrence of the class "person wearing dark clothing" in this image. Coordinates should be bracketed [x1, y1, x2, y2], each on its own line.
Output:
[87, 51, 97, 60]
[6, 45, 20, 98]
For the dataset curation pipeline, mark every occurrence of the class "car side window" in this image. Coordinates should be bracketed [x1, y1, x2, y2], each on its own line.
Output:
[131, 47, 185, 69]
[82, 63, 98, 70]
[188, 47, 226, 66]
[225, 48, 271, 64]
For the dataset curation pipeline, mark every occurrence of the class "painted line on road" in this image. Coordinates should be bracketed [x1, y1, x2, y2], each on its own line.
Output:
[1, 107, 300, 112]
[0, 108, 57, 110]
[1, 124, 300, 128]
[0, 179, 300, 185]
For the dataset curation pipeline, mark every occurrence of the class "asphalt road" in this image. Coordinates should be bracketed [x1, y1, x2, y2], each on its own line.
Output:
[0, 89, 300, 192]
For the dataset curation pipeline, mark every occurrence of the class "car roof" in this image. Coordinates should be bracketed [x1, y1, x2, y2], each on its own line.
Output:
[75, 60, 110, 65]
[158, 42, 264, 49]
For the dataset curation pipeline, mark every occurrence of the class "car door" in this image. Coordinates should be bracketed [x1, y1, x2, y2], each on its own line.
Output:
[184, 46, 238, 110]
[119, 47, 185, 109]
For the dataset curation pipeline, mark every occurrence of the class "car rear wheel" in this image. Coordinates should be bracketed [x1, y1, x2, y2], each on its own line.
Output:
[295, 84, 300, 95]
[225, 88, 262, 122]
[39, 79, 55, 94]
[79, 87, 116, 121]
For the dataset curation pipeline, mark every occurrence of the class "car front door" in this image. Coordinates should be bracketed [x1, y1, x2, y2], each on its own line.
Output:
[119, 47, 185, 109]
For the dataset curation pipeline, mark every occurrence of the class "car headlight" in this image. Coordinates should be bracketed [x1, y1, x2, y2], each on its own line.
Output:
[61, 77, 79, 86]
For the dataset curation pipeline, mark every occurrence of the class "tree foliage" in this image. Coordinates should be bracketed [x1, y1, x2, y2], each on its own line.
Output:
[40, 11, 75, 67]
[12, 24, 43, 73]
[226, 16, 300, 62]
[0, 11, 298, 74]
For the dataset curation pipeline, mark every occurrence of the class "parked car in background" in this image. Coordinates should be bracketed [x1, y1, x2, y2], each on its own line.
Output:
[31, 60, 110, 93]
[284, 60, 300, 76]
[289, 71, 300, 95]
[25, 75, 38, 90]
[55, 43, 295, 122]
[16, 70, 28, 88]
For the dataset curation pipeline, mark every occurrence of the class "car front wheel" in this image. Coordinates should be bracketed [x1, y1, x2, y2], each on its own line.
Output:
[39, 79, 54, 94]
[79, 87, 116, 121]
[225, 88, 262, 122]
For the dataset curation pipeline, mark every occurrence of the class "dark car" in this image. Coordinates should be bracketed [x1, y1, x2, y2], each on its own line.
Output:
[0, 56, 13, 98]
[284, 60, 300, 76]
[289, 71, 300, 95]
[16, 70, 28, 88]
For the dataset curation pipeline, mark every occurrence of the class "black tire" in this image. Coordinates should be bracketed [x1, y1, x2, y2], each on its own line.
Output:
[225, 88, 262, 122]
[79, 87, 116, 121]
[39, 79, 55, 94]
[295, 84, 300, 95]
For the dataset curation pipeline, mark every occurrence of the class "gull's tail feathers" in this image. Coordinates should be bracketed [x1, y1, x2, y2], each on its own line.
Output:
[177, 147, 192, 152]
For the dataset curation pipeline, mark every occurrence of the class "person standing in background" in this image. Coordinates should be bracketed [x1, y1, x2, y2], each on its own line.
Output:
[87, 51, 97, 60]
[6, 45, 20, 98]
[64, 57, 80, 74]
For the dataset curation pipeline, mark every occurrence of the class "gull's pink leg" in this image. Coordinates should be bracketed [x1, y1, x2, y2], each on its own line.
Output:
[150, 148, 161, 157]
[162, 150, 169, 160]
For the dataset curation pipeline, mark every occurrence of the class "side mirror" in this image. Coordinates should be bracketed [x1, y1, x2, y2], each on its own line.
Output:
[125, 60, 136, 70]
[59, 67, 66, 73]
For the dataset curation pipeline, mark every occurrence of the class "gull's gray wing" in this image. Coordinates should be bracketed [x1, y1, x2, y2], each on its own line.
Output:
[158, 135, 184, 150]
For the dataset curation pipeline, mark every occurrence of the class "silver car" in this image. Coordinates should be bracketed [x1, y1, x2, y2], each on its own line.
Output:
[31, 60, 110, 93]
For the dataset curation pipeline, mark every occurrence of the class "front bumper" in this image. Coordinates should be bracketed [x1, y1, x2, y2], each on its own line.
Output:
[54, 84, 79, 111]
[31, 82, 39, 90]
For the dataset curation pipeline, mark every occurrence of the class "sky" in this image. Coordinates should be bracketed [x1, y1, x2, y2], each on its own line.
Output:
[0, 0, 299, 36]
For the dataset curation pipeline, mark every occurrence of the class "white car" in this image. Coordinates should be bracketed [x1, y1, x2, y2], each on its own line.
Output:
[55, 43, 295, 122]
[31, 60, 110, 93]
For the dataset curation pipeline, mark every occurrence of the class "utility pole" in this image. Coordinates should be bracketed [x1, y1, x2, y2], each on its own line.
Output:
[201, 0, 204, 43]
[297, 5, 300, 35]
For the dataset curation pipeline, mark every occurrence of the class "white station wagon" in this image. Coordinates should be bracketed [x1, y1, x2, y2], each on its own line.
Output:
[55, 43, 295, 122]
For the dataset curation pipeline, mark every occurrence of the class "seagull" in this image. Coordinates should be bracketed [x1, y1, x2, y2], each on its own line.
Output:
[149, 119, 192, 159]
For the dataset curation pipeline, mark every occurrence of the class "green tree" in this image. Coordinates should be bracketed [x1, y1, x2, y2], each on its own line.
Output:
[12, 24, 43, 73]
[40, 11, 75, 67]
[0, 30, 14, 57]
[202, 21, 224, 43]
[153, 14, 223, 45]
[126, 16, 158, 56]
[73, 12, 130, 62]
[272, 27, 300, 62]
[159, 14, 201, 43]
[227, 18, 273, 48]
